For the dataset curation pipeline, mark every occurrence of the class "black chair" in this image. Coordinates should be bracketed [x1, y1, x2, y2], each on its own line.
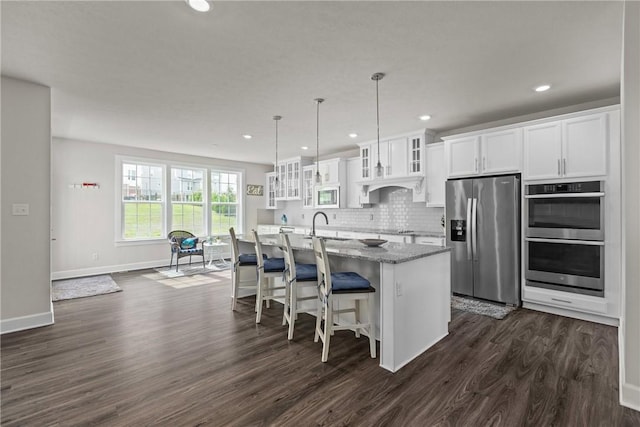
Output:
[168, 230, 205, 271]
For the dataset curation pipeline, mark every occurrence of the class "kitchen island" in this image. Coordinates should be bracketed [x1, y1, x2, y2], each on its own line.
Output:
[237, 233, 451, 372]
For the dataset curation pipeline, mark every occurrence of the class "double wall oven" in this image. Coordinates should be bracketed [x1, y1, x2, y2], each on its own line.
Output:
[525, 181, 605, 296]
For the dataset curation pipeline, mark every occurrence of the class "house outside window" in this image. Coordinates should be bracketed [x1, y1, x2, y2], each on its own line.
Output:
[121, 162, 164, 239]
[171, 167, 205, 236]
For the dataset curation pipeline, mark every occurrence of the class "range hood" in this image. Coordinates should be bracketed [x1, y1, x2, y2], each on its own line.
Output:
[358, 176, 426, 203]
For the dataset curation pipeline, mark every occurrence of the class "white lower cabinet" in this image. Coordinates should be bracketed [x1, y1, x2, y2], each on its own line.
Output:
[414, 236, 445, 246]
[257, 225, 281, 234]
[336, 230, 379, 240]
[378, 233, 412, 244]
[315, 229, 337, 238]
[523, 286, 608, 315]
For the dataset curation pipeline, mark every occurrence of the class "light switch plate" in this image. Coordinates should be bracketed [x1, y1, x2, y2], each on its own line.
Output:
[12, 203, 29, 216]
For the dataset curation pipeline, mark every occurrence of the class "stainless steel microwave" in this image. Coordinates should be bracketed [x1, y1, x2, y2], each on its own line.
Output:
[525, 180, 604, 241]
[315, 186, 340, 208]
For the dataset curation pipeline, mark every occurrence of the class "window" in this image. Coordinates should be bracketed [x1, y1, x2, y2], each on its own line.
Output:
[118, 158, 243, 241]
[121, 162, 164, 239]
[211, 171, 239, 235]
[171, 167, 205, 236]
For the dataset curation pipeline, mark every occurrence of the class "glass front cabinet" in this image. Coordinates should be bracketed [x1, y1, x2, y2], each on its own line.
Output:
[302, 165, 316, 208]
[265, 172, 277, 209]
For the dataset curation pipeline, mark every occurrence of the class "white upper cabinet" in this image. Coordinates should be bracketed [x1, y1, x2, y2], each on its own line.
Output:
[285, 160, 302, 199]
[346, 157, 362, 208]
[445, 136, 480, 178]
[387, 137, 408, 178]
[408, 134, 424, 175]
[425, 142, 445, 207]
[360, 144, 372, 180]
[275, 163, 286, 200]
[523, 122, 563, 180]
[480, 128, 522, 174]
[524, 112, 607, 180]
[358, 132, 426, 180]
[270, 156, 312, 201]
[265, 172, 277, 209]
[562, 113, 607, 178]
[301, 165, 316, 209]
[445, 129, 522, 178]
[317, 158, 342, 185]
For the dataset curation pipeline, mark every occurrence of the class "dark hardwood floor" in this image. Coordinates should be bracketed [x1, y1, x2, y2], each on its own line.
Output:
[2, 268, 638, 426]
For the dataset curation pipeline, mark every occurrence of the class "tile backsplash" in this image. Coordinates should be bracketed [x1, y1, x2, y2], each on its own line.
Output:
[270, 187, 444, 233]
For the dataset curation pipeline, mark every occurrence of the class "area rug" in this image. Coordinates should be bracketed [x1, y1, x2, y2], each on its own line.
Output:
[451, 295, 516, 320]
[52, 275, 122, 301]
[154, 262, 230, 278]
[147, 266, 231, 289]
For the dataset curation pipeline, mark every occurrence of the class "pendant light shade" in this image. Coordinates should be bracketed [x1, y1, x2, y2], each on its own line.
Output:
[314, 98, 325, 185]
[372, 72, 385, 178]
[273, 115, 282, 183]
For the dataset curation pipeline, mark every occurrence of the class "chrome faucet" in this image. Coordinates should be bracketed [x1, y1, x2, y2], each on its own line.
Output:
[311, 211, 329, 237]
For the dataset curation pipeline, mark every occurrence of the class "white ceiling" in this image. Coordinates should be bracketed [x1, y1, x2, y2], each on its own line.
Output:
[1, 1, 624, 165]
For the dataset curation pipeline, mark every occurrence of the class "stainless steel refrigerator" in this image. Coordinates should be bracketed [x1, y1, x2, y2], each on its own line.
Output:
[445, 174, 521, 305]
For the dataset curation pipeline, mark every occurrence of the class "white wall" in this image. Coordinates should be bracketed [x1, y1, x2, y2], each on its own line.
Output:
[1, 77, 53, 333]
[51, 138, 271, 279]
[621, 0, 640, 411]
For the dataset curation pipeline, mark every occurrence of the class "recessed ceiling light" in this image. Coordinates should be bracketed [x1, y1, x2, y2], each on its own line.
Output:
[348, 133, 358, 138]
[242, 134, 252, 140]
[419, 115, 431, 121]
[301, 146, 309, 150]
[534, 84, 551, 92]
[186, 0, 210, 12]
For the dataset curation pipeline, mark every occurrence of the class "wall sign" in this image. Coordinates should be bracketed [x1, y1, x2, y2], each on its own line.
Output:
[246, 184, 264, 196]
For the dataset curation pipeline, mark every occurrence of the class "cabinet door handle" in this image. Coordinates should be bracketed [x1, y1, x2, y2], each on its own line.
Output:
[482, 157, 486, 171]
[557, 159, 561, 176]
[551, 297, 572, 304]
[563, 158, 567, 176]
[475, 158, 478, 172]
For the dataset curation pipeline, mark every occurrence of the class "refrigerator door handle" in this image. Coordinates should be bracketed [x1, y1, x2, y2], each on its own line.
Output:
[472, 198, 478, 260]
[466, 198, 472, 260]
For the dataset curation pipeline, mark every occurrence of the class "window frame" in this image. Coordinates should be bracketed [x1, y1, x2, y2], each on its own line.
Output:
[115, 156, 245, 244]
[116, 157, 167, 243]
[209, 169, 243, 237]
[170, 165, 208, 237]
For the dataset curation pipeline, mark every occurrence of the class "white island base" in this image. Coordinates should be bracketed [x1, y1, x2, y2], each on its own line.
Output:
[378, 252, 451, 372]
[238, 236, 451, 373]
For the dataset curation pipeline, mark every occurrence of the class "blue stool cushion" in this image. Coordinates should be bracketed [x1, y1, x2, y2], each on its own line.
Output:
[238, 253, 267, 265]
[330, 271, 371, 291]
[264, 257, 286, 273]
[295, 263, 317, 281]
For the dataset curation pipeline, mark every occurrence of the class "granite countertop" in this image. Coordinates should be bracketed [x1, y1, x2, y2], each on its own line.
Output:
[259, 224, 445, 239]
[239, 233, 450, 264]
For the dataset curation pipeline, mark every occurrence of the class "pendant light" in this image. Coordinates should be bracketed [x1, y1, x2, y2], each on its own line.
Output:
[372, 72, 385, 178]
[314, 98, 325, 184]
[273, 115, 282, 184]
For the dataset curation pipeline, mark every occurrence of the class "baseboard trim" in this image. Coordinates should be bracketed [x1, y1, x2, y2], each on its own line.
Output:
[51, 259, 168, 280]
[621, 382, 640, 412]
[1, 310, 54, 335]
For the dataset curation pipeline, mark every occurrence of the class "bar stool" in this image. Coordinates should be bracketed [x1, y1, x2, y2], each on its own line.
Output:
[229, 227, 265, 311]
[280, 233, 318, 340]
[253, 230, 286, 324]
[311, 237, 376, 362]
